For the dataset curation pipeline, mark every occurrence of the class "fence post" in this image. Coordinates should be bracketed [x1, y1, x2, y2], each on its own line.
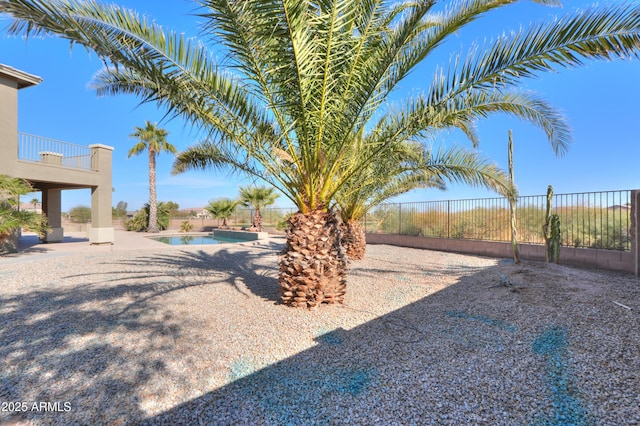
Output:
[447, 200, 450, 239]
[398, 204, 402, 234]
[632, 190, 640, 276]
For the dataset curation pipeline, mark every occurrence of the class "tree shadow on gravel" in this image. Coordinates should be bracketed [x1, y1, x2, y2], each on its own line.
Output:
[143, 260, 640, 426]
[66, 240, 283, 304]
[0, 243, 282, 425]
[2, 247, 638, 425]
[0, 283, 180, 425]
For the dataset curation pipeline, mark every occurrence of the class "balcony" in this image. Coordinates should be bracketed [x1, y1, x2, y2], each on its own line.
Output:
[1, 63, 115, 250]
[18, 132, 95, 171]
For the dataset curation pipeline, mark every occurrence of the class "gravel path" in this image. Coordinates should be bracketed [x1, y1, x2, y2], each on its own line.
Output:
[1, 239, 639, 425]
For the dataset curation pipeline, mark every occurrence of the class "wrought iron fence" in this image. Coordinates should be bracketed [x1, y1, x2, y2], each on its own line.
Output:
[18, 132, 93, 171]
[363, 190, 632, 251]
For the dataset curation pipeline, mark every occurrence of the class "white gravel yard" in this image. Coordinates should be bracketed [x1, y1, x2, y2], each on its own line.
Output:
[1, 236, 639, 425]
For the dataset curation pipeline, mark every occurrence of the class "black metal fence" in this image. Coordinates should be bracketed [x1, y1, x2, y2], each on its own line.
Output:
[363, 190, 632, 251]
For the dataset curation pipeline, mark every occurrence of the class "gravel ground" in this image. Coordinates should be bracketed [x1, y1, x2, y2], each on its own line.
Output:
[1, 238, 639, 425]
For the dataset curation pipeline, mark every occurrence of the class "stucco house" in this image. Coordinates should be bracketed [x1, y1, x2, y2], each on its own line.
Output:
[0, 63, 114, 252]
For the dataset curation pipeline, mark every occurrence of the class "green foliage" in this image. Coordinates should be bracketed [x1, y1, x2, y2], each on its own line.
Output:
[69, 205, 91, 223]
[0, 175, 48, 241]
[275, 212, 294, 232]
[336, 142, 516, 225]
[165, 201, 180, 217]
[239, 186, 279, 230]
[8, 0, 640, 218]
[205, 198, 239, 228]
[113, 200, 128, 218]
[543, 185, 558, 263]
[239, 186, 279, 210]
[128, 121, 177, 233]
[6, 0, 640, 295]
[125, 209, 148, 232]
[364, 197, 629, 252]
[548, 214, 561, 264]
[124, 201, 171, 231]
[128, 121, 176, 159]
[180, 220, 194, 233]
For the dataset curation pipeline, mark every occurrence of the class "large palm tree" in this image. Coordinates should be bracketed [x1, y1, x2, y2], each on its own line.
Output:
[238, 186, 279, 232]
[4, 0, 640, 307]
[128, 121, 177, 233]
[336, 141, 516, 260]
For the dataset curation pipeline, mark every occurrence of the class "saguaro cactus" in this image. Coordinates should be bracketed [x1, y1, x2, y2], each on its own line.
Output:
[543, 185, 561, 263]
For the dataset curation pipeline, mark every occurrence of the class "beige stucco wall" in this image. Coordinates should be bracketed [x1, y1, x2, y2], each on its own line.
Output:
[1, 64, 114, 247]
[365, 233, 637, 274]
[0, 75, 19, 168]
[1, 72, 26, 252]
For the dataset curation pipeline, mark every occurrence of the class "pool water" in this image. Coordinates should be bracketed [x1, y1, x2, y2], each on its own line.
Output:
[150, 235, 247, 245]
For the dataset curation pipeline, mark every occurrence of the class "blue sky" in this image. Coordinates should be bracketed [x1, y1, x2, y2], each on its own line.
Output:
[2, 0, 639, 212]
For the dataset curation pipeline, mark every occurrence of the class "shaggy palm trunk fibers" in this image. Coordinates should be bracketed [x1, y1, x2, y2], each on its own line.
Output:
[341, 219, 366, 260]
[279, 210, 347, 308]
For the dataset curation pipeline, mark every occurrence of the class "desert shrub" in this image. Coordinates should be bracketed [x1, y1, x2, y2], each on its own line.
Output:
[69, 205, 91, 223]
[125, 202, 170, 231]
[180, 221, 194, 232]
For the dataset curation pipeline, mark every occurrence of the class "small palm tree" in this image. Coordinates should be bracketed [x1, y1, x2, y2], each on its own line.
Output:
[239, 186, 279, 232]
[0, 175, 48, 244]
[205, 198, 239, 229]
[336, 143, 516, 260]
[30, 197, 39, 213]
[128, 121, 177, 233]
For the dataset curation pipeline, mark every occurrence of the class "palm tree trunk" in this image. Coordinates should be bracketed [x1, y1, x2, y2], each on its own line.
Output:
[279, 209, 347, 308]
[341, 219, 366, 260]
[254, 209, 262, 232]
[148, 150, 159, 233]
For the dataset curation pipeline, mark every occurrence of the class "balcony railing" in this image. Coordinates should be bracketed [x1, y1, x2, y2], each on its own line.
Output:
[18, 132, 94, 171]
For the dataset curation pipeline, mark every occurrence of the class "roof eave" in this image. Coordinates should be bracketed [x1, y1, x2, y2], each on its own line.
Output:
[0, 63, 42, 89]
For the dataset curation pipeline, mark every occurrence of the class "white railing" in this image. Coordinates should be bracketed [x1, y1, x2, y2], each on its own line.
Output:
[18, 132, 94, 171]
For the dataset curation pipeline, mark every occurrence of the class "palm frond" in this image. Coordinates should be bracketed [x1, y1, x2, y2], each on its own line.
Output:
[434, 4, 640, 102]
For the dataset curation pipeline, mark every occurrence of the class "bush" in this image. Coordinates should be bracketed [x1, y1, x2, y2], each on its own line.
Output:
[124, 202, 170, 232]
[180, 221, 194, 232]
[69, 205, 91, 223]
[125, 209, 148, 232]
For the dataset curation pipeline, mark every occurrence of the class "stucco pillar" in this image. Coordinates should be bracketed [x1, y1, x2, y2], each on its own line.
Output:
[89, 144, 114, 244]
[42, 188, 63, 243]
[0, 65, 40, 176]
[0, 77, 18, 168]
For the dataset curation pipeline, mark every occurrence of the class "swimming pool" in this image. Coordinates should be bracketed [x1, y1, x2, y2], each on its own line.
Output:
[150, 234, 247, 245]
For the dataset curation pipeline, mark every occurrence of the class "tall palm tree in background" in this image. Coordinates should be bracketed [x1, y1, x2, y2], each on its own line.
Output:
[205, 198, 238, 229]
[30, 197, 39, 213]
[3, 0, 640, 307]
[336, 142, 516, 260]
[128, 121, 177, 233]
[239, 186, 279, 232]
